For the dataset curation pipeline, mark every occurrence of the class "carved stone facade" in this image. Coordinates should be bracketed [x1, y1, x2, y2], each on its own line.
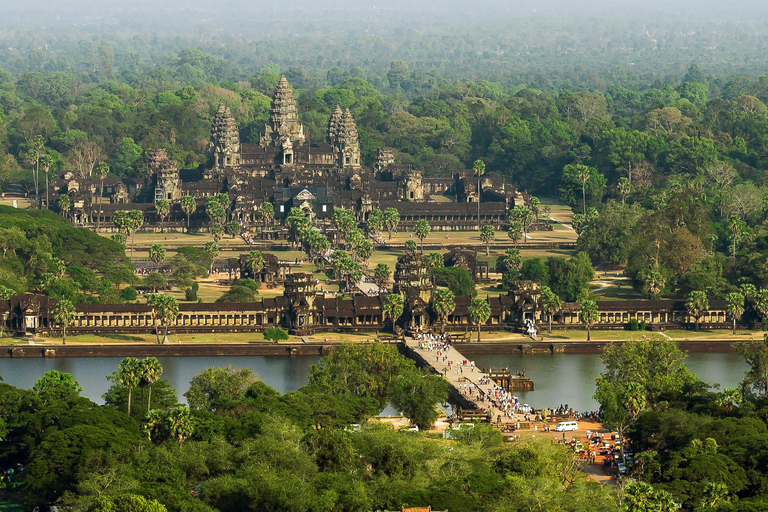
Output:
[50, 76, 514, 233]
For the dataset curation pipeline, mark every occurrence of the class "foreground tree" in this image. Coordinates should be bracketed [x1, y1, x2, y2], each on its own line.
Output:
[52, 299, 76, 345]
[117, 357, 142, 416]
[383, 207, 399, 239]
[184, 365, 258, 412]
[388, 370, 449, 430]
[373, 263, 390, 291]
[139, 357, 163, 411]
[468, 298, 491, 342]
[734, 336, 768, 400]
[155, 199, 170, 233]
[473, 159, 485, 230]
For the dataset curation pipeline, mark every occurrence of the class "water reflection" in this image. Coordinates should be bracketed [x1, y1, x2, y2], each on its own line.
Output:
[0, 352, 749, 411]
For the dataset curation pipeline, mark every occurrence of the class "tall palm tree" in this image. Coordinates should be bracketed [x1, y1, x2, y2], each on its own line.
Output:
[117, 357, 142, 417]
[383, 207, 400, 240]
[155, 199, 171, 233]
[540, 286, 561, 334]
[413, 219, 431, 254]
[468, 298, 491, 342]
[726, 292, 745, 335]
[139, 357, 163, 411]
[39, 154, 53, 209]
[479, 225, 495, 256]
[53, 299, 76, 345]
[95, 162, 109, 230]
[57, 194, 71, 220]
[181, 195, 196, 233]
[686, 291, 709, 331]
[245, 250, 266, 282]
[432, 289, 456, 334]
[472, 159, 485, 230]
[156, 294, 180, 343]
[578, 299, 599, 341]
[576, 164, 591, 215]
[166, 406, 195, 445]
[383, 293, 404, 333]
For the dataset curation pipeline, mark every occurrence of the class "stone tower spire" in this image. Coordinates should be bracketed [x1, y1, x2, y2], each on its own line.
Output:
[337, 108, 361, 169]
[210, 105, 240, 168]
[261, 75, 305, 149]
[327, 105, 343, 146]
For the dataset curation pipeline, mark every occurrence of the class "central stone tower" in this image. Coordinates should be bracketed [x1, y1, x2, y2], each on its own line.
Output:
[261, 76, 306, 164]
[210, 105, 240, 168]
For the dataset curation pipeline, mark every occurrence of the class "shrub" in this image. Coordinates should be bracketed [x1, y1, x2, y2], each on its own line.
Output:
[264, 326, 289, 342]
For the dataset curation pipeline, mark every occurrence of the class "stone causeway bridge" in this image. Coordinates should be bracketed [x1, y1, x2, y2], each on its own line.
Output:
[401, 337, 535, 424]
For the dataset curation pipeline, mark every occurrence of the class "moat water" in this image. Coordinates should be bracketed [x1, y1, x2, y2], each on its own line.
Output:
[0, 352, 748, 412]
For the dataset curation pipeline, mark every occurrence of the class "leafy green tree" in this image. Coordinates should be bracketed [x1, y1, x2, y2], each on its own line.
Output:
[184, 365, 258, 412]
[734, 336, 768, 400]
[686, 290, 709, 331]
[540, 286, 561, 333]
[52, 298, 76, 344]
[155, 294, 179, 343]
[547, 253, 595, 301]
[617, 177, 632, 205]
[354, 238, 374, 266]
[726, 292, 745, 335]
[180, 195, 196, 233]
[479, 225, 495, 256]
[413, 219, 431, 254]
[468, 298, 491, 342]
[332, 207, 357, 241]
[432, 266, 476, 297]
[404, 239, 417, 254]
[148, 243, 165, 270]
[383, 207, 399, 239]
[139, 357, 163, 411]
[383, 293, 404, 332]
[754, 289, 768, 326]
[86, 494, 168, 512]
[388, 370, 449, 430]
[33, 370, 82, 405]
[117, 357, 142, 416]
[560, 163, 606, 214]
[144, 406, 194, 446]
[578, 298, 599, 341]
[111, 232, 126, 249]
[264, 326, 289, 342]
[431, 288, 455, 333]
[155, 199, 170, 233]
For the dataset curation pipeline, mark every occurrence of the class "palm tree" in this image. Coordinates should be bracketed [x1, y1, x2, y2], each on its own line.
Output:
[576, 164, 591, 214]
[157, 294, 180, 343]
[139, 357, 163, 411]
[95, 162, 109, 230]
[181, 195, 196, 233]
[686, 291, 709, 331]
[507, 221, 523, 246]
[472, 159, 485, 230]
[148, 243, 166, 274]
[166, 406, 195, 445]
[468, 298, 491, 342]
[260, 201, 275, 229]
[432, 289, 456, 334]
[413, 219, 431, 254]
[117, 357, 142, 417]
[529, 196, 541, 223]
[40, 154, 53, 209]
[754, 289, 768, 327]
[374, 263, 391, 291]
[245, 250, 266, 282]
[540, 286, 561, 334]
[203, 241, 220, 275]
[617, 177, 632, 205]
[479, 225, 495, 256]
[53, 299, 76, 345]
[146, 294, 163, 344]
[383, 293, 404, 333]
[383, 207, 400, 240]
[57, 194, 71, 219]
[155, 198, 171, 233]
[726, 292, 745, 335]
[578, 299, 599, 341]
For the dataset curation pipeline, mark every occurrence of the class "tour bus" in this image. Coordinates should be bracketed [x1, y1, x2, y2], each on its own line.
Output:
[555, 421, 579, 432]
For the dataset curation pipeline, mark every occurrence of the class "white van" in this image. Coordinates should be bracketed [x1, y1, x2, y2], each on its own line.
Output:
[555, 421, 579, 432]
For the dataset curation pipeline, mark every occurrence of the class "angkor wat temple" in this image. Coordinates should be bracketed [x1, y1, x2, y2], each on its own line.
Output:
[52, 76, 514, 232]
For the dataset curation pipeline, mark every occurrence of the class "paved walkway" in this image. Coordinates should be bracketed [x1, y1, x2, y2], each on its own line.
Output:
[403, 337, 522, 424]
